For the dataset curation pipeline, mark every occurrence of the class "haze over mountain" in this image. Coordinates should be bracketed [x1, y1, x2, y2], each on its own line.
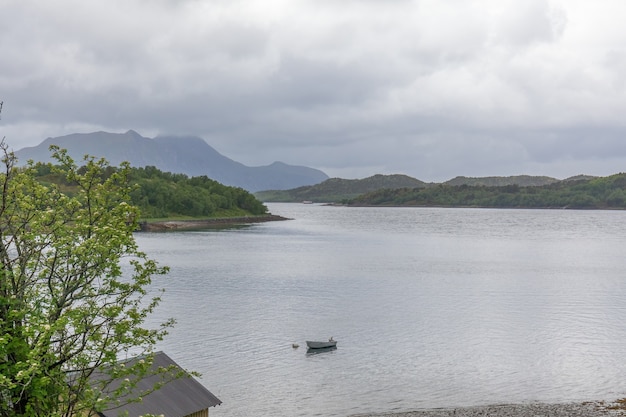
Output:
[14, 130, 329, 192]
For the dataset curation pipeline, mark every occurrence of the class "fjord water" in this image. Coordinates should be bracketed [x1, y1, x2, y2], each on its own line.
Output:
[136, 204, 626, 417]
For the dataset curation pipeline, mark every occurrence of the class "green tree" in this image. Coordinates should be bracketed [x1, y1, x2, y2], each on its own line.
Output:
[0, 142, 172, 417]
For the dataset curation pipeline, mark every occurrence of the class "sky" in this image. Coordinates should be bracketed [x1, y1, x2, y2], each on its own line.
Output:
[2, 0, 626, 182]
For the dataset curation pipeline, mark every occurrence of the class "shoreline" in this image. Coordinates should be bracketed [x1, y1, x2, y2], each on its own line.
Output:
[350, 399, 626, 417]
[138, 214, 291, 231]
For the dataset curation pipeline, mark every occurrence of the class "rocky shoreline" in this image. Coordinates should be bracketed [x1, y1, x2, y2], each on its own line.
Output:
[351, 400, 626, 417]
[138, 214, 290, 231]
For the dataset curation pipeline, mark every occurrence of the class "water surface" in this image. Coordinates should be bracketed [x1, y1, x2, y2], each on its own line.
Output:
[136, 204, 626, 416]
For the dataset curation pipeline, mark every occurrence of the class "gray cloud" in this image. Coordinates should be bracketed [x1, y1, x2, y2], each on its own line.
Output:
[2, 0, 626, 182]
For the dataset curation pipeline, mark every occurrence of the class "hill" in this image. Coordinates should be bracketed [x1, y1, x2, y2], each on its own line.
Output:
[32, 162, 270, 220]
[255, 174, 428, 203]
[349, 173, 626, 209]
[254, 174, 578, 203]
[15, 130, 329, 192]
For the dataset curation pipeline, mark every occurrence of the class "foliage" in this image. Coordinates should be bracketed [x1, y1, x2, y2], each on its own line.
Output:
[127, 166, 268, 218]
[349, 174, 626, 209]
[0, 143, 173, 416]
[32, 164, 268, 219]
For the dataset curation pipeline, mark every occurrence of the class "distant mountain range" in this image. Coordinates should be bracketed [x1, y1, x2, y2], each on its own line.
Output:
[14, 130, 329, 192]
[254, 174, 598, 203]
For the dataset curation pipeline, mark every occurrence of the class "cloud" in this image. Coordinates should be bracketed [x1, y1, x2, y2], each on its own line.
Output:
[2, 0, 626, 181]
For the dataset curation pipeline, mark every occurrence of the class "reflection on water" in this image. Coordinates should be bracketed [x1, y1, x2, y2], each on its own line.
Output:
[306, 346, 338, 356]
[136, 204, 626, 417]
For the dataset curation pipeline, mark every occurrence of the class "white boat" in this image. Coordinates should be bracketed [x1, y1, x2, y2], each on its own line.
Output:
[306, 338, 337, 349]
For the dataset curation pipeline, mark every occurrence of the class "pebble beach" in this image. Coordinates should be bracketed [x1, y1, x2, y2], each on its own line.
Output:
[351, 400, 626, 417]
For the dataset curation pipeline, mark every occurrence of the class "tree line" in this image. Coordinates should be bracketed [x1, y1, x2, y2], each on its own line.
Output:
[32, 163, 268, 219]
[349, 173, 626, 209]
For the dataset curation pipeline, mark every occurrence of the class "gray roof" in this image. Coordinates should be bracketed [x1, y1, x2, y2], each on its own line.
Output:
[98, 351, 221, 417]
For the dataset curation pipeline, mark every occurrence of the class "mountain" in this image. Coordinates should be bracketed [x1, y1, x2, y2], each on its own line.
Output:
[14, 130, 329, 192]
[254, 174, 428, 203]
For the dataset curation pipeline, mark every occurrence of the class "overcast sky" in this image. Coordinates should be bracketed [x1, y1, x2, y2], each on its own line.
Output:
[2, 0, 626, 181]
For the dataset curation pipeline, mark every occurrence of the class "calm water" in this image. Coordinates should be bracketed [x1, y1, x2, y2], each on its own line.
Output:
[135, 204, 626, 416]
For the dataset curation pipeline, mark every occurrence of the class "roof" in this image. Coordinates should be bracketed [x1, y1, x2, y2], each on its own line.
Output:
[97, 351, 222, 417]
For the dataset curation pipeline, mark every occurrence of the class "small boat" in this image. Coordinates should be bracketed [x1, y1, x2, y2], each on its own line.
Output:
[306, 345, 336, 356]
[306, 338, 337, 349]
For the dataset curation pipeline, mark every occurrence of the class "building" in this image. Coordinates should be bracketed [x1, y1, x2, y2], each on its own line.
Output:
[95, 352, 222, 417]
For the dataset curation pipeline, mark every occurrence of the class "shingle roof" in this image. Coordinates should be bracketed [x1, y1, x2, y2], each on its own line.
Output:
[97, 351, 221, 417]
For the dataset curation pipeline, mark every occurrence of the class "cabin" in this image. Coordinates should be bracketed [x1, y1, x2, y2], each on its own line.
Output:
[94, 351, 222, 417]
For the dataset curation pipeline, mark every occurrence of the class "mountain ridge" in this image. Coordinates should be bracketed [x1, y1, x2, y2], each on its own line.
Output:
[15, 130, 329, 192]
[443, 175, 560, 187]
[254, 174, 599, 203]
[349, 173, 626, 209]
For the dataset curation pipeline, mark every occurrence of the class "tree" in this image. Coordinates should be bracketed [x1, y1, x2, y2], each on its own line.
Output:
[0, 141, 172, 417]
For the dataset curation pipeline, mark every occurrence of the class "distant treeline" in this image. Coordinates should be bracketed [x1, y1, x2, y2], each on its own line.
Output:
[32, 163, 268, 219]
[349, 173, 626, 209]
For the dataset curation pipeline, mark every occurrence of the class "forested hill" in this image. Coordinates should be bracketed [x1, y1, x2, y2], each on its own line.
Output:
[255, 174, 427, 202]
[254, 174, 597, 203]
[33, 163, 268, 219]
[349, 173, 626, 209]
